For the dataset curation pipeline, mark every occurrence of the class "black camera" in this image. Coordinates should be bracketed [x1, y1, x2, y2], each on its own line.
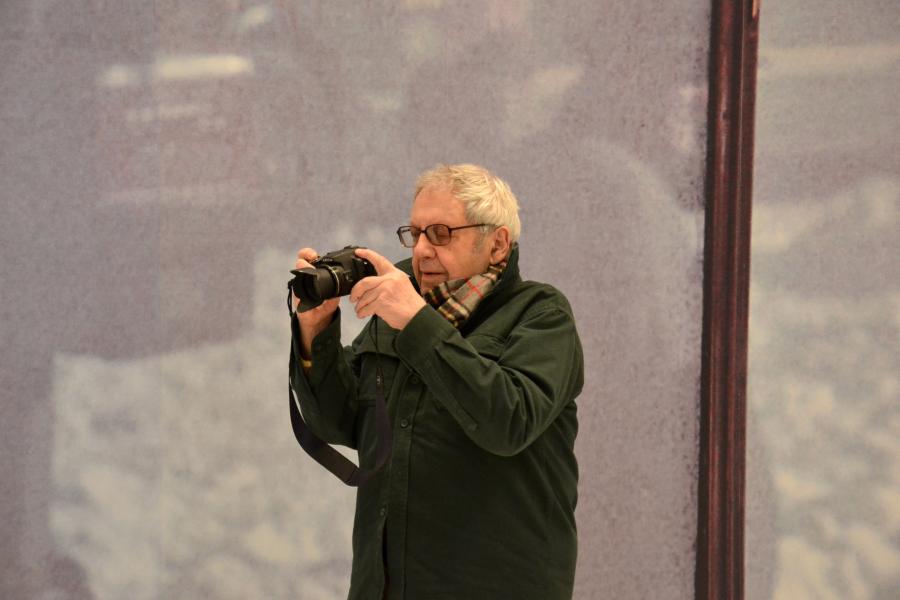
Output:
[288, 246, 377, 312]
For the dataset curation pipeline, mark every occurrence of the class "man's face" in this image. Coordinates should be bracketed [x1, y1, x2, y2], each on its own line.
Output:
[409, 186, 494, 294]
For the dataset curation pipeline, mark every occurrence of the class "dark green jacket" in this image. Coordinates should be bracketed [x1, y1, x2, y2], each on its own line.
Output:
[290, 246, 584, 600]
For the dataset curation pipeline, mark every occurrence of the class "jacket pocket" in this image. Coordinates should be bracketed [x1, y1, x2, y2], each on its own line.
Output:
[466, 333, 507, 360]
[423, 333, 506, 418]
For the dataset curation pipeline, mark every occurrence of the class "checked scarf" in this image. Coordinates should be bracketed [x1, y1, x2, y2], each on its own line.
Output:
[422, 261, 506, 329]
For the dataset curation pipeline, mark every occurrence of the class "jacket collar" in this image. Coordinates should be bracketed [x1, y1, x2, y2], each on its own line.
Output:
[396, 243, 521, 296]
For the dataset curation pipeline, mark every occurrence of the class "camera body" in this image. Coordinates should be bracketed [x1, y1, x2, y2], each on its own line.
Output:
[289, 246, 377, 312]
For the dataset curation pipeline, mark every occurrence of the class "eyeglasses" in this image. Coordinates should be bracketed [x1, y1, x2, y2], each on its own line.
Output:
[396, 223, 489, 248]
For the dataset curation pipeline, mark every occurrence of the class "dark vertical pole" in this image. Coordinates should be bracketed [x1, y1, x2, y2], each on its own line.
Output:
[696, 1, 760, 599]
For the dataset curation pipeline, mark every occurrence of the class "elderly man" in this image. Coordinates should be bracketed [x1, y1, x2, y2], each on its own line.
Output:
[289, 164, 584, 600]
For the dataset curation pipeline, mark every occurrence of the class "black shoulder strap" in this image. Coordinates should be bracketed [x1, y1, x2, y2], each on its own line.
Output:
[287, 306, 392, 487]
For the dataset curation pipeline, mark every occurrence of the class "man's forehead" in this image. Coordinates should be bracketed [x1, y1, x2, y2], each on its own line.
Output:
[409, 187, 466, 224]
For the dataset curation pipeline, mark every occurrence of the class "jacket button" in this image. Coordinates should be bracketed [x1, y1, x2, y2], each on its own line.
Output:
[409, 375, 419, 385]
[400, 418, 409, 428]
[379, 506, 386, 517]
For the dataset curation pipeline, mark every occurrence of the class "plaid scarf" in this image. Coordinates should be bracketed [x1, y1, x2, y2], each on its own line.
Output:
[422, 262, 506, 329]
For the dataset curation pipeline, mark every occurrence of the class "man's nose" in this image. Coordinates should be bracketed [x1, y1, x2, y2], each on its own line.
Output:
[413, 231, 436, 257]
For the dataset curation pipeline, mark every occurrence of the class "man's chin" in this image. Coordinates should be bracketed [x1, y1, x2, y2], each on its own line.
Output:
[418, 274, 445, 294]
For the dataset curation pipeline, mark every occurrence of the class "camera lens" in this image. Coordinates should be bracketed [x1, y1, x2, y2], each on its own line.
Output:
[313, 265, 340, 300]
[292, 266, 338, 306]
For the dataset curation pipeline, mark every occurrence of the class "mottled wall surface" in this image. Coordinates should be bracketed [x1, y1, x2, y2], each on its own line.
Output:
[746, 1, 900, 599]
[0, 2, 709, 598]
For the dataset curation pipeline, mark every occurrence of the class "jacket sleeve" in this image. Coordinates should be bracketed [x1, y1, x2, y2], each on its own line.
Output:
[289, 308, 362, 448]
[393, 301, 584, 457]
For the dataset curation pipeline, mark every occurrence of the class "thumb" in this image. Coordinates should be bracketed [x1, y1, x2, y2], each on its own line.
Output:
[355, 247, 395, 276]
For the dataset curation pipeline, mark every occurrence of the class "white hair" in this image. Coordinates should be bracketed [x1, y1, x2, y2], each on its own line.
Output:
[414, 163, 521, 243]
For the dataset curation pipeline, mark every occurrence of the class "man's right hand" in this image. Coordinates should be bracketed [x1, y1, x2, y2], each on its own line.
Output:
[293, 247, 340, 359]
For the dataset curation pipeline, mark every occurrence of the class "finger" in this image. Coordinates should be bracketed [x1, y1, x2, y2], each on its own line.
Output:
[296, 247, 320, 262]
[356, 304, 375, 320]
[295, 296, 338, 318]
[294, 247, 320, 271]
[354, 248, 395, 276]
[353, 284, 380, 315]
[355, 291, 380, 320]
[349, 275, 383, 303]
[311, 297, 340, 314]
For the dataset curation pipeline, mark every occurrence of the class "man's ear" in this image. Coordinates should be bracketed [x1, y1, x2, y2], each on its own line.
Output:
[490, 226, 511, 264]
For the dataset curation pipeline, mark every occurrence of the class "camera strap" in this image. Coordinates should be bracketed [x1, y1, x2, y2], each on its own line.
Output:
[287, 311, 392, 487]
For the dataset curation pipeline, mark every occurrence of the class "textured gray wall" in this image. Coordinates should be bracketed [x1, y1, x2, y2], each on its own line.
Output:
[1, 2, 708, 598]
[746, 1, 900, 599]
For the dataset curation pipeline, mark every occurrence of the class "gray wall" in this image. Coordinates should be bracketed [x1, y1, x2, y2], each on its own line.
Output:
[1, 2, 709, 598]
[746, 1, 900, 599]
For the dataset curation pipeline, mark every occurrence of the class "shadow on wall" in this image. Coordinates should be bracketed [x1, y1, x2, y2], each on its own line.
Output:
[402, 6, 723, 593]
[0, 3, 323, 596]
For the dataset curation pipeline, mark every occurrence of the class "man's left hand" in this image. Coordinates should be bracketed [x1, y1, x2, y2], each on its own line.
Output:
[350, 248, 426, 330]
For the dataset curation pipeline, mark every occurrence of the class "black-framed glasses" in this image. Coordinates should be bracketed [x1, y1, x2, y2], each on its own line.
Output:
[396, 223, 488, 248]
